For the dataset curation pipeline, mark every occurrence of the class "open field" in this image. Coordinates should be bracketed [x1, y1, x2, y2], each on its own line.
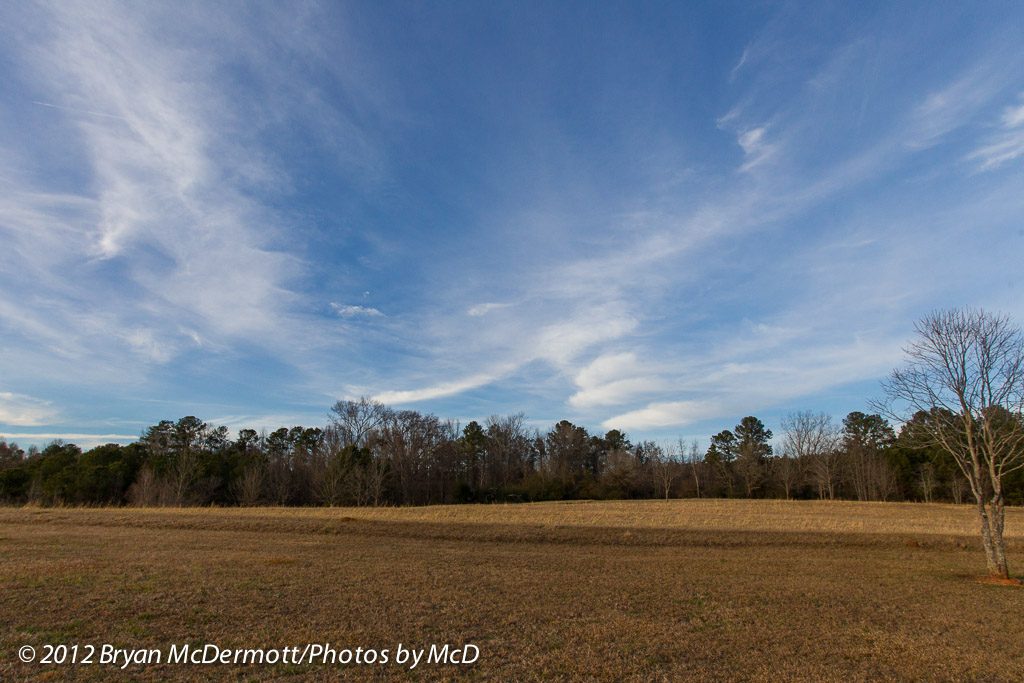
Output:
[3, 500, 1024, 681]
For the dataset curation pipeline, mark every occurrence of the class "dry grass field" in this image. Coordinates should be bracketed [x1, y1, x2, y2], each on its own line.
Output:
[3, 499, 1024, 681]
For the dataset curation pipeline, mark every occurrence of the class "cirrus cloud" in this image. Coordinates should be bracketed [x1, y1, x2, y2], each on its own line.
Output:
[0, 392, 58, 427]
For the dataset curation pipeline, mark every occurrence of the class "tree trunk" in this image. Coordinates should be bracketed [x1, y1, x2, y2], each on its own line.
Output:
[976, 494, 1010, 579]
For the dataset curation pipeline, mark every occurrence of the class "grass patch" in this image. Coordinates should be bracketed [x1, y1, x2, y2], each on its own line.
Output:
[1, 501, 1023, 680]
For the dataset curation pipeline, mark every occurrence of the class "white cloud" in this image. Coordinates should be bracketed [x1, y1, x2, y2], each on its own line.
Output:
[571, 376, 665, 409]
[738, 127, 766, 155]
[716, 113, 778, 172]
[1001, 99, 1024, 127]
[0, 1, 394, 393]
[575, 352, 642, 387]
[966, 93, 1024, 170]
[122, 328, 177, 363]
[738, 126, 779, 171]
[331, 303, 384, 317]
[908, 66, 1005, 149]
[600, 329, 904, 432]
[603, 400, 724, 431]
[467, 302, 513, 316]
[532, 305, 638, 366]
[569, 352, 665, 408]
[730, 46, 750, 80]
[206, 413, 327, 433]
[0, 393, 58, 427]
[0, 3, 304, 361]
[968, 129, 1024, 170]
[0, 433, 139, 449]
[371, 373, 497, 404]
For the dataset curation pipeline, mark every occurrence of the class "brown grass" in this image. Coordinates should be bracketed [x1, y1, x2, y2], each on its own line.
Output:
[20, 497, 1018, 536]
[2, 501, 1024, 681]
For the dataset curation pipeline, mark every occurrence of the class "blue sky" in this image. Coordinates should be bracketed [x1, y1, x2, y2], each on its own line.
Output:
[1, 1, 1023, 450]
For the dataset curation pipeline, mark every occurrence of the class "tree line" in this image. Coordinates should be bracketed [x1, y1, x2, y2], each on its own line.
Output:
[2, 398, 1021, 507]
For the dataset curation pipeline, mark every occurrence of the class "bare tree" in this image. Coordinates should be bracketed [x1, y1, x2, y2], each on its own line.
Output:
[650, 443, 680, 500]
[329, 397, 392, 448]
[685, 439, 703, 498]
[781, 411, 840, 500]
[361, 456, 389, 507]
[950, 473, 970, 505]
[128, 467, 161, 506]
[485, 413, 531, 488]
[315, 454, 350, 506]
[380, 409, 425, 505]
[234, 463, 266, 506]
[168, 447, 200, 506]
[877, 308, 1024, 579]
[917, 462, 937, 503]
[771, 453, 806, 500]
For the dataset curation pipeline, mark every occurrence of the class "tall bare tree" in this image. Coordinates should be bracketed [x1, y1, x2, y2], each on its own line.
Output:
[681, 438, 704, 498]
[485, 413, 531, 488]
[877, 308, 1024, 579]
[781, 411, 840, 500]
[329, 397, 392, 448]
[649, 443, 680, 500]
[771, 451, 806, 500]
[234, 463, 266, 506]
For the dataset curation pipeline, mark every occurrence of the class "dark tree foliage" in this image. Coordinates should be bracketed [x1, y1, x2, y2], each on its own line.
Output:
[3, 400, 1021, 508]
[706, 430, 737, 464]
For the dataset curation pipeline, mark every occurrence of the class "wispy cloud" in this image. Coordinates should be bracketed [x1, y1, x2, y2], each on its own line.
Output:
[729, 46, 751, 81]
[716, 109, 780, 172]
[531, 304, 639, 367]
[121, 327, 179, 364]
[907, 66, 1006, 150]
[31, 100, 126, 121]
[323, 14, 1024, 435]
[602, 331, 904, 431]
[331, 303, 384, 317]
[371, 373, 500, 404]
[1, 2, 307, 361]
[206, 413, 329, 435]
[968, 130, 1024, 171]
[1002, 100, 1024, 127]
[569, 352, 665, 408]
[736, 126, 778, 171]
[0, 392, 58, 427]
[603, 400, 724, 431]
[0, 1, 398, 412]
[966, 94, 1024, 170]
[467, 302, 513, 317]
[0, 433, 139, 450]
[360, 28, 1022, 425]
[2, 2, 1023, 444]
